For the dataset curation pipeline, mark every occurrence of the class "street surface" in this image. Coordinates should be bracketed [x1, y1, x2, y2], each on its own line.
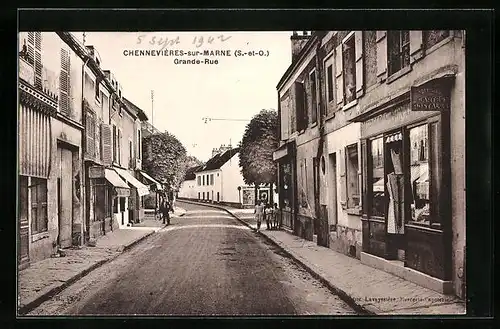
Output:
[28, 202, 357, 316]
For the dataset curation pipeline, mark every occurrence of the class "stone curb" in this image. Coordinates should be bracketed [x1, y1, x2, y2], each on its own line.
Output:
[176, 199, 375, 315]
[17, 222, 174, 316]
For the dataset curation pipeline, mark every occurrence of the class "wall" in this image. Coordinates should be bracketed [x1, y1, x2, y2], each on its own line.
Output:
[178, 179, 197, 199]
[195, 169, 220, 201]
[325, 122, 363, 258]
[220, 153, 246, 203]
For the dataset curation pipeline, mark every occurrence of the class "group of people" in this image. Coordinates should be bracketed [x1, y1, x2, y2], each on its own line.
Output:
[254, 200, 280, 232]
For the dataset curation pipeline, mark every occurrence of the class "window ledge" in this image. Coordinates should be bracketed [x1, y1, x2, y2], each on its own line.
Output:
[325, 113, 336, 122]
[342, 99, 358, 111]
[31, 231, 49, 243]
[310, 122, 318, 128]
[386, 66, 412, 84]
[346, 208, 362, 216]
[424, 35, 454, 58]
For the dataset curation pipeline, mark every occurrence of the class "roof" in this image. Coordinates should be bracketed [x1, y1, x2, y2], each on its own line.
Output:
[184, 165, 204, 180]
[197, 148, 240, 172]
[123, 97, 149, 121]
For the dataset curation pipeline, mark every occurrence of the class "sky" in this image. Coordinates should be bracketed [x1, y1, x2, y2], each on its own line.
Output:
[73, 31, 292, 162]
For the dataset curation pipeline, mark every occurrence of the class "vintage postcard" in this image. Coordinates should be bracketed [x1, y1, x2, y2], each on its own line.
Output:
[17, 28, 467, 316]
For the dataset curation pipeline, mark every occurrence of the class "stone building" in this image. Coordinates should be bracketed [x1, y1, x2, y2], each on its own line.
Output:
[274, 30, 466, 298]
[18, 32, 85, 268]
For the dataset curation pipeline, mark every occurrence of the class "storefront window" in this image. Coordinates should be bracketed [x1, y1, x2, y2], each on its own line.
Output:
[30, 177, 48, 234]
[409, 124, 430, 225]
[370, 137, 385, 217]
[346, 144, 360, 209]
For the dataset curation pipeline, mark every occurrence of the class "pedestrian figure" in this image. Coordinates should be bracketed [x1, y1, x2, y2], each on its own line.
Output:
[162, 199, 171, 225]
[272, 203, 279, 229]
[254, 200, 265, 231]
[265, 203, 272, 230]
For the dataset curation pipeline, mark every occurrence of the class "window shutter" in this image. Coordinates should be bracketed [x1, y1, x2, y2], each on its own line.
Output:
[118, 129, 122, 165]
[34, 32, 42, 88]
[27, 32, 34, 65]
[294, 82, 306, 131]
[101, 124, 113, 165]
[85, 113, 95, 158]
[59, 48, 71, 115]
[409, 30, 424, 63]
[376, 31, 388, 79]
[335, 44, 344, 106]
[357, 142, 363, 210]
[339, 148, 347, 209]
[360, 140, 368, 214]
[355, 31, 364, 98]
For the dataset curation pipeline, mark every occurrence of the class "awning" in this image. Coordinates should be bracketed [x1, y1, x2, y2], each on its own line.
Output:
[138, 170, 163, 190]
[114, 167, 150, 197]
[104, 169, 130, 197]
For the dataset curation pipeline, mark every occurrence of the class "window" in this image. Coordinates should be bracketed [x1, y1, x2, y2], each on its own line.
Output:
[30, 178, 48, 234]
[113, 197, 118, 213]
[59, 48, 71, 115]
[117, 129, 122, 165]
[95, 77, 101, 101]
[294, 82, 307, 131]
[26, 32, 42, 88]
[202, 192, 205, 200]
[197, 176, 201, 186]
[84, 73, 95, 99]
[370, 137, 385, 217]
[210, 174, 214, 185]
[409, 124, 431, 226]
[423, 30, 450, 49]
[137, 130, 141, 159]
[112, 125, 117, 162]
[129, 140, 133, 168]
[198, 192, 201, 199]
[202, 175, 205, 186]
[310, 70, 317, 123]
[119, 197, 126, 211]
[346, 144, 360, 209]
[326, 62, 334, 103]
[387, 31, 410, 76]
[342, 35, 357, 104]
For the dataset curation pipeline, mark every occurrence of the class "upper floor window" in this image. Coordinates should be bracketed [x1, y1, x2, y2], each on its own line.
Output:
[387, 31, 410, 77]
[423, 30, 450, 50]
[294, 81, 307, 132]
[210, 174, 214, 185]
[95, 78, 101, 102]
[309, 70, 318, 122]
[202, 175, 205, 186]
[197, 176, 201, 186]
[342, 35, 357, 104]
[325, 59, 334, 103]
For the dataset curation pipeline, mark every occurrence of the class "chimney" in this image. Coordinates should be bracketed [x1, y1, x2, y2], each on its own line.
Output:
[291, 31, 311, 62]
[212, 147, 220, 158]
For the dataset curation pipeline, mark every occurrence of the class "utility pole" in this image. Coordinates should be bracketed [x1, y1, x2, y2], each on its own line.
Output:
[151, 90, 154, 126]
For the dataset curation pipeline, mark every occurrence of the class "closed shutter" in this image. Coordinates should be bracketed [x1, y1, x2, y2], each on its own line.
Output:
[376, 31, 388, 79]
[34, 32, 42, 88]
[335, 44, 344, 107]
[357, 141, 363, 210]
[355, 31, 364, 98]
[118, 129, 122, 165]
[294, 82, 306, 131]
[27, 32, 34, 65]
[85, 112, 95, 158]
[409, 30, 424, 63]
[339, 148, 347, 209]
[361, 139, 368, 214]
[59, 48, 70, 115]
[101, 124, 113, 165]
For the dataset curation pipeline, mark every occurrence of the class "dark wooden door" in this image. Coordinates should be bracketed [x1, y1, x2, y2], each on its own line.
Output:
[18, 176, 30, 269]
[58, 147, 73, 248]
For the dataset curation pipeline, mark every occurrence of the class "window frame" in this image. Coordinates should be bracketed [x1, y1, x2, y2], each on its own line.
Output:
[345, 143, 361, 211]
[387, 30, 411, 80]
[309, 68, 318, 125]
[341, 32, 357, 105]
[30, 177, 48, 236]
[323, 51, 335, 105]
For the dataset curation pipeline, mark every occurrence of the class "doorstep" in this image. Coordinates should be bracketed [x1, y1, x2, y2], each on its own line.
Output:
[360, 252, 454, 295]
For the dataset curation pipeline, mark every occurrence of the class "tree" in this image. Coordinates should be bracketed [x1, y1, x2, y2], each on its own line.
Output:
[142, 131, 187, 192]
[184, 155, 204, 169]
[238, 109, 279, 204]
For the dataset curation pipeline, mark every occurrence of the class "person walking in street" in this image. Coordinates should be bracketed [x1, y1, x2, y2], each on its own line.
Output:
[162, 199, 171, 225]
[265, 203, 272, 230]
[272, 203, 279, 230]
[254, 200, 265, 232]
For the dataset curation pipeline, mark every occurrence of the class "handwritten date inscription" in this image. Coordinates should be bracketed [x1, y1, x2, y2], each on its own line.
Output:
[137, 34, 232, 50]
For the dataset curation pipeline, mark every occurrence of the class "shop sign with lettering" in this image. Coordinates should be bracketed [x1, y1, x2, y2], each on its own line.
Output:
[411, 80, 450, 112]
[89, 166, 105, 179]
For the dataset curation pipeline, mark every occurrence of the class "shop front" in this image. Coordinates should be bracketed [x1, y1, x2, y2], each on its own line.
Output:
[137, 170, 163, 213]
[113, 167, 149, 224]
[88, 166, 130, 234]
[353, 76, 454, 294]
[273, 141, 297, 231]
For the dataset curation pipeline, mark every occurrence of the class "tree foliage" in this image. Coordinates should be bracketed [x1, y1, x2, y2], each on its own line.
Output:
[238, 109, 279, 186]
[142, 131, 187, 190]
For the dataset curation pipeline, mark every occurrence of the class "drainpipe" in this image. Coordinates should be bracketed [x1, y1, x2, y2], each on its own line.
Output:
[81, 56, 90, 245]
[315, 37, 326, 221]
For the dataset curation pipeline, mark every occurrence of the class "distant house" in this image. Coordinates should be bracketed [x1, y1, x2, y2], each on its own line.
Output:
[178, 165, 203, 200]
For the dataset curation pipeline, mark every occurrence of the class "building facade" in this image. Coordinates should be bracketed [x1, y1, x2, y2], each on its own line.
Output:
[18, 32, 85, 268]
[274, 30, 465, 298]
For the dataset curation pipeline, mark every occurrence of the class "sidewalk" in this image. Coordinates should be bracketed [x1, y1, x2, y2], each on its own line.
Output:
[181, 200, 466, 315]
[18, 207, 186, 316]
